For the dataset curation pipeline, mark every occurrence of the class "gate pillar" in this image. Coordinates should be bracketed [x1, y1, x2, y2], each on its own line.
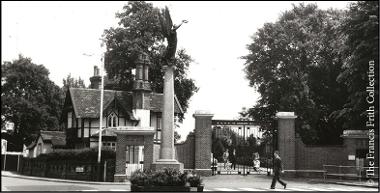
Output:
[276, 112, 297, 177]
[114, 127, 155, 182]
[193, 110, 213, 176]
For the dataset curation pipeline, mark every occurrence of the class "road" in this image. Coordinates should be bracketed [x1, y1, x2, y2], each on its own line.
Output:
[1, 176, 129, 191]
[2, 175, 378, 191]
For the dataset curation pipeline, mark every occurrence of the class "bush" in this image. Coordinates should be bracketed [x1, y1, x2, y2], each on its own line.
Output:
[36, 148, 115, 162]
[186, 171, 202, 187]
[130, 169, 202, 187]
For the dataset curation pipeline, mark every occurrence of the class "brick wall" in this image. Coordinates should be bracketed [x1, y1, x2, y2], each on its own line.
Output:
[115, 135, 127, 175]
[295, 137, 348, 170]
[143, 135, 154, 169]
[175, 133, 195, 169]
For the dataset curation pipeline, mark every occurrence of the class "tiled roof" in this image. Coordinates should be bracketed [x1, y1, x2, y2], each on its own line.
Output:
[69, 88, 183, 118]
[150, 93, 184, 114]
[40, 130, 66, 147]
[70, 88, 132, 118]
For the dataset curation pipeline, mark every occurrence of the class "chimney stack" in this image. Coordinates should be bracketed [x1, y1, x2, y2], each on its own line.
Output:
[90, 65, 101, 89]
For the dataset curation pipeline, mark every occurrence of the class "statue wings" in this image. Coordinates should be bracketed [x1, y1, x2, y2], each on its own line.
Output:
[159, 6, 173, 38]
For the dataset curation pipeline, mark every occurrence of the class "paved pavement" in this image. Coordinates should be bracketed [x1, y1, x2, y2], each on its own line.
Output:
[2, 171, 379, 191]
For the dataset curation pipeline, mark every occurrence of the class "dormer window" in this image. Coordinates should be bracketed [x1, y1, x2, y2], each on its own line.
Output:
[108, 112, 118, 127]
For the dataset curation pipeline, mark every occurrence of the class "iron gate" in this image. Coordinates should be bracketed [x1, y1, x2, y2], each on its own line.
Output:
[211, 119, 273, 175]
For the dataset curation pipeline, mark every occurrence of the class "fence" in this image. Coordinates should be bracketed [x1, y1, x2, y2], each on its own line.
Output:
[19, 157, 115, 182]
[2, 153, 22, 171]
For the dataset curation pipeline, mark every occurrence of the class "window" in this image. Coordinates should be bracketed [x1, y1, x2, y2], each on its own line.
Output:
[102, 142, 116, 151]
[107, 112, 118, 127]
[67, 112, 72, 128]
[154, 117, 162, 142]
[84, 128, 89, 138]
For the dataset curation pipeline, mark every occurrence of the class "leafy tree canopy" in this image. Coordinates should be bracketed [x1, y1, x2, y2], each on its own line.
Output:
[334, 1, 379, 130]
[1, 55, 63, 146]
[62, 74, 86, 92]
[243, 3, 349, 145]
[102, 1, 198, 120]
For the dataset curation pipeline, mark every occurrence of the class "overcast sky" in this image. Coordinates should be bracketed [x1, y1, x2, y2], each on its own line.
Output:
[2, 1, 352, 140]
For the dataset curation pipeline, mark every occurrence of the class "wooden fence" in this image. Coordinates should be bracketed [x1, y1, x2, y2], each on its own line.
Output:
[19, 157, 115, 182]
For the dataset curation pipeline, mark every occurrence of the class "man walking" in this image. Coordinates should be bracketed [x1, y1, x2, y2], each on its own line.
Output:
[271, 150, 287, 189]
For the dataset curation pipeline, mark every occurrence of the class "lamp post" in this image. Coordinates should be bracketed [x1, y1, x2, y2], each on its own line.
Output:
[82, 51, 105, 165]
[97, 52, 105, 164]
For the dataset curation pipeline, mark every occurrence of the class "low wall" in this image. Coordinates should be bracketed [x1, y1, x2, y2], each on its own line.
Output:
[19, 158, 115, 182]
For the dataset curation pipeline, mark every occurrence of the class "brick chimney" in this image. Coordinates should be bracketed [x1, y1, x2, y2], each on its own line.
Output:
[90, 66, 101, 89]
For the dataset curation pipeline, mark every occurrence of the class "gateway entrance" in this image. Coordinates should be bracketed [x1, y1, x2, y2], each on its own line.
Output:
[211, 120, 272, 175]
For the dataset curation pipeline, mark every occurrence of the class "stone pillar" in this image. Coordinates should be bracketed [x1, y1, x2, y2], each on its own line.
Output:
[160, 65, 175, 160]
[193, 111, 213, 176]
[276, 112, 297, 176]
[151, 65, 183, 171]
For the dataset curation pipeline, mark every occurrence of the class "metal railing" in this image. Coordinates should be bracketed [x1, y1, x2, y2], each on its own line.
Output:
[323, 164, 379, 182]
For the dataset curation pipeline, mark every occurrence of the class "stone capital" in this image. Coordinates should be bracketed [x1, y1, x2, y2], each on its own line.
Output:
[275, 112, 297, 119]
[193, 110, 214, 118]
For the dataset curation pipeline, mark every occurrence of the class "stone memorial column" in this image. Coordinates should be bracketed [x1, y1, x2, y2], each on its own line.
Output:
[160, 65, 175, 160]
[151, 65, 183, 171]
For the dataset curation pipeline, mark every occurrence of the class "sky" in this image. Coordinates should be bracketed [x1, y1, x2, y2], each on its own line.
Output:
[2, 1, 352, 141]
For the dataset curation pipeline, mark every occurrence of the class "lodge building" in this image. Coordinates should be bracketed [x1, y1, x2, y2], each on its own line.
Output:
[61, 56, 183, 150]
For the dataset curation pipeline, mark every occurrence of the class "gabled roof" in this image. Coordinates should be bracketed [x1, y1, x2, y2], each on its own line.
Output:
[40, 130, 66, 147]
[26, 130, 66, 149]
[69, 88, 133, 118]
[68, 88, 183, 118]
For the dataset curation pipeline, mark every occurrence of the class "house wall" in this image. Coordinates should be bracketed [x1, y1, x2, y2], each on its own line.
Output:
[27, 137, 53, 158]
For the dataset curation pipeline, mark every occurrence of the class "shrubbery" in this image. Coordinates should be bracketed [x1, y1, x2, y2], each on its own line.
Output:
[36, 147, 115, 161]
[130, 169, 203, 187]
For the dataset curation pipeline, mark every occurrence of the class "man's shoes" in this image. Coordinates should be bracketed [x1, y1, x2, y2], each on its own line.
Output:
[270, 187, 275, 189]
[284, 184, 287, 189]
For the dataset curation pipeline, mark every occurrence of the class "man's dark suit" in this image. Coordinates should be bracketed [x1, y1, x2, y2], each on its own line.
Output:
[271, 156, 286, 188]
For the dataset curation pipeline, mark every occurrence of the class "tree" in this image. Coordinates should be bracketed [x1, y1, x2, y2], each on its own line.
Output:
[334, 1, 379, 130]
[1, 55, 63, 147]
[62, 74, 86, 91]
[242, 4, 348, 145]
[102, 1, 198, 120]
[174, 131, 181, 144]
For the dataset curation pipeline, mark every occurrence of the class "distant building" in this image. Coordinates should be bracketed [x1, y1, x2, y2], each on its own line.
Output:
[24, 130, 66, 158]
[212, 119, 264, 140]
